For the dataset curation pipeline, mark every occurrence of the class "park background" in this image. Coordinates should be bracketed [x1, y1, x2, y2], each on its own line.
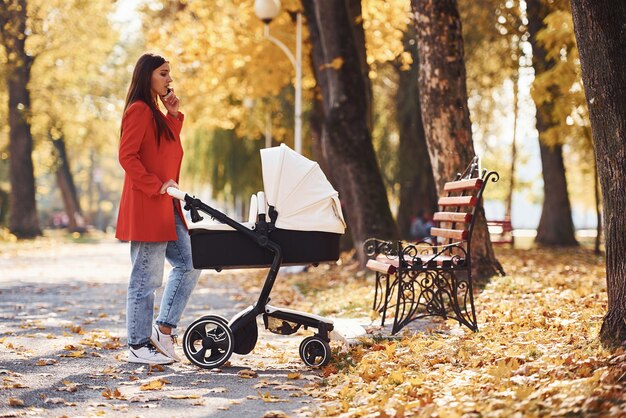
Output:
[0, 0, 602, 239]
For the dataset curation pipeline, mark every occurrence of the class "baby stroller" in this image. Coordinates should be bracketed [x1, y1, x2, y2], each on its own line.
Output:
[167, 144, 346, 369]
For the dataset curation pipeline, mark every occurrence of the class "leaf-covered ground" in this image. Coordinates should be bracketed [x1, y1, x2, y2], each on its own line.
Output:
[265, 247, 626, 417]
[1, 233, 624, 417]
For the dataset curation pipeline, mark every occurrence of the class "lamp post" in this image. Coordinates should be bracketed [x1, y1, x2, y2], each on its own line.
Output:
[254, 0, 302, 154]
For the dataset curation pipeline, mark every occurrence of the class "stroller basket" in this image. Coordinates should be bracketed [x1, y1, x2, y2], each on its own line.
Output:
[190, 227, 341, 269]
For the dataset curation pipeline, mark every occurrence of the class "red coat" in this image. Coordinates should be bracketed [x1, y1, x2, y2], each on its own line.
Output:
[116, 100, 186, 242]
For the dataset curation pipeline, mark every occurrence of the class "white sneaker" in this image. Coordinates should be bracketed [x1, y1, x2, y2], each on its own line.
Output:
[128, 343, 174, 365]
[151, 325, 181, 362]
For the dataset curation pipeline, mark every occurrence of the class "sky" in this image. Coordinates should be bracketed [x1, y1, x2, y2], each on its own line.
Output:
[111, 0, 143, 40]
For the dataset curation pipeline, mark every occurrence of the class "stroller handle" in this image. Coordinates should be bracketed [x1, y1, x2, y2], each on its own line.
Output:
[167, 187, 187, 201]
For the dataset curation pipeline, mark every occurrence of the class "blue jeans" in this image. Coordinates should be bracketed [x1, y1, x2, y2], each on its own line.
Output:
[126, 209, 201, 346]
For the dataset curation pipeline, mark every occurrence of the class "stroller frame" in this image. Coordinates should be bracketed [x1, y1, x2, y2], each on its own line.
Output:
[171, 189, 335, 369]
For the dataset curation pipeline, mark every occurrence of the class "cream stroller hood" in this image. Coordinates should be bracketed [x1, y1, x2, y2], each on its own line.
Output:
[260, 144, 346, 234]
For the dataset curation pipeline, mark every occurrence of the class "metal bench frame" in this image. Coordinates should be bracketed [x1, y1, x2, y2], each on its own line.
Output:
[365, 157, 499, 334]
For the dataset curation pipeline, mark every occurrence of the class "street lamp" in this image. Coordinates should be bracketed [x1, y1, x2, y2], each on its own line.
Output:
[254, 0, 302, 154]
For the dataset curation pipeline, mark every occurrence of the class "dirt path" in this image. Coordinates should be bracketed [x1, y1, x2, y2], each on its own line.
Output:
[0, 237, 326, 417]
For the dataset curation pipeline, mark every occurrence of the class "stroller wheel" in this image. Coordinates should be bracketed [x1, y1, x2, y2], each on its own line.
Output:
[198, 314, 229, 327]
[183, 316, 234, 369]
[299, 336, 331, 368]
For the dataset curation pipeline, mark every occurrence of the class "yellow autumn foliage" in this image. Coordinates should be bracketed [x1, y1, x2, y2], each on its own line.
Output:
[142, 0, 412, 146]
[0, 0, 123, 223]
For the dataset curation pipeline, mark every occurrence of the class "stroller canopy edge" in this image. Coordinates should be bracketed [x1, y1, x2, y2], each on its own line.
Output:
[260, 144, 346, 234]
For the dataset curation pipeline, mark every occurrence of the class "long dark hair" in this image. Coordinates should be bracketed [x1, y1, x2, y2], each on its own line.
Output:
[121, 53, 174, 145]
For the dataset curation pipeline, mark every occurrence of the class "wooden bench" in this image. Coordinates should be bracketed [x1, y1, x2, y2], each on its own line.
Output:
[487, 219, 514, 245]
[364, 157, 498, 334]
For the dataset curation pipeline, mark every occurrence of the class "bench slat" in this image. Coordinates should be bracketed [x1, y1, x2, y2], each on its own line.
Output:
[443, 178, 483, 192]
[431, 227, 468, 240]
[438, 196, 477, 207]
[375, 254, 400, 268]
[433, 211, 473, 223]
[366, 259, 397, 274]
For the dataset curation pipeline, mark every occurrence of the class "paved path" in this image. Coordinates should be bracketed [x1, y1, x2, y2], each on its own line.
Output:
[0, 237, 328, 417]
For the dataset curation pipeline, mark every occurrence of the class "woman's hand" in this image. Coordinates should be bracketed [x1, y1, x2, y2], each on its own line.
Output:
[160, 179, 179, 195]
[160, 89, 180, 118]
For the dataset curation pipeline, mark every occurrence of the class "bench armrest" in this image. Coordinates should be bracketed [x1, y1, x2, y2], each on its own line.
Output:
[364, 237, 398, 258]
[400, 240, 468, 268]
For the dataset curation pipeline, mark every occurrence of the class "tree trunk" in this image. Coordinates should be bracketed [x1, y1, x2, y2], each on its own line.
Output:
[395, 26, 438, 240]
[535, 143, 578, 245]
[506, 74, 519, 221]
[302, 0, 398, 266]
[570, 0, 626, 348]
[411, 0, 503, 279]
[0, 0, 42, 238]
[310, 83, 353, 252]
[526, 0, 578, 247]
[52, 135, 85, 233]
[309, 86, 330, 177]
[0, 188, 9, 225]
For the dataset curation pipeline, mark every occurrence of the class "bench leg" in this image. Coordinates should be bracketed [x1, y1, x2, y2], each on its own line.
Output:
[388, 269, 478, 334]
[373, 272, 388, 326]
[391, 270, 421, 334]
[373, 271, 402, 328]
[448, 270, 478, 331]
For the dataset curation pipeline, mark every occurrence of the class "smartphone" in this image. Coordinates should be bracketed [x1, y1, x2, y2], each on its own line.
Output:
[162, 87, 172, 98]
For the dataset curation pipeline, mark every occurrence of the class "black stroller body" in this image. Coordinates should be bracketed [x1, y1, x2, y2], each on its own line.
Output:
[168, 144, 346, 368]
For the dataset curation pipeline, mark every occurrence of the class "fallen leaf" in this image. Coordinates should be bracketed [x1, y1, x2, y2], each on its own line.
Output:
[275, 384, 302, 391]
[254, 380, 271, 389]
[69, 325, 84, 334]
[8, 398, 24, 407]
[5, 382, 28, 389]
[258, 391, 287, 403]
[167, 394, 201, 399]
[57, 380, 78, 392]
[35, 358, 58, 366]
[263, 411, 289, 418]
[238, 369, 258, 379]
[148, 364, 165, 373]
[128, 394, 161, 403]
[140, 378, 170, 391]
[101, 388, 126, 400]
[60, 350, 86, 358]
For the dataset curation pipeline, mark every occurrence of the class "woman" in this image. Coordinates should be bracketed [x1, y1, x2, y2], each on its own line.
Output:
[116, 53, 200, 365]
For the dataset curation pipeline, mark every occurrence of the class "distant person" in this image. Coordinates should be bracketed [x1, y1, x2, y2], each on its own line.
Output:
[410, 208, 434, 241]
[116, 53, 200, 365]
